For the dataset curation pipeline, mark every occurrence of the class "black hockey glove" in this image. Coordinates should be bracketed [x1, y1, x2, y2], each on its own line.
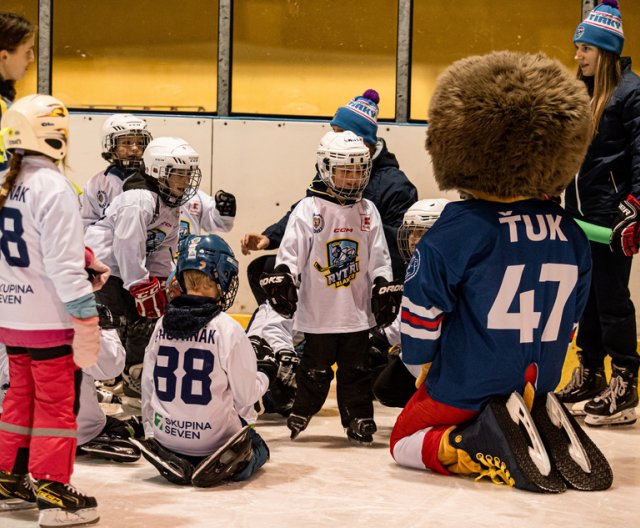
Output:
[249, 336, 278, 386]
[275, 349, 300, 388]
[610, 194, 640, 256]
[259, 265, 298, 319]
[371, 277, 403, 328]
[215, 190, 237, 217]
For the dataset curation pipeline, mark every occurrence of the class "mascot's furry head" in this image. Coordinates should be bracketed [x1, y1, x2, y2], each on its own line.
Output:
[426, 51, 591, 199]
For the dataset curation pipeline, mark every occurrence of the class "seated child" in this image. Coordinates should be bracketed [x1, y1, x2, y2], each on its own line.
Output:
[132, 234, 274, 486]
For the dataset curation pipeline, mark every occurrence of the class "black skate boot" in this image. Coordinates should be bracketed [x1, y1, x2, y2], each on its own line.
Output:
[531, 392, 613, 491]
[80, 435, 141, 463]
[129, 438, 194, 485]
[287, 414, 310, 440]
[555, 363, 606, 416]
[346, 418, 377, 445]
[449, 392, 566, 493]
[0, 470, 36, 511]
[122, 363, 143, 401]
[192, 425, 254, 487]
[584, 365, 639, 427]
[36, 480, 99, 527]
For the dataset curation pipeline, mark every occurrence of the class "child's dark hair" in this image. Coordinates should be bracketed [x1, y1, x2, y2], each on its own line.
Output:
[0, 150, 23, 211]
[0, 12, 35, 101]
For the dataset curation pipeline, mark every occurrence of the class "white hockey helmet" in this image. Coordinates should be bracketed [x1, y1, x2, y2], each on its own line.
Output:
[1, 94, 69, 160]
[316, 130, 371, 200]
[142, 136, 201, 207]
[397, 198, 450, 262]
[101, 113, 152, 168]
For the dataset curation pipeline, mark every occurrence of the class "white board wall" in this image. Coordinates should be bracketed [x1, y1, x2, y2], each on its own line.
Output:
[65, 113, 640, 328]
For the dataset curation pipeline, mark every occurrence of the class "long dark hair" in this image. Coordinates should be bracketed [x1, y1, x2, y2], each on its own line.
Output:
[0, 12, 35, 102]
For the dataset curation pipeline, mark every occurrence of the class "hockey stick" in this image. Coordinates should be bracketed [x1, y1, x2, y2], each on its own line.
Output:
[313, 261, 334, 273]
[574, 218, 611, 245]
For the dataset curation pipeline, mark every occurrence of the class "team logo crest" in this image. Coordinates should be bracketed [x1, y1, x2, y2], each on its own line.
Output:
[179, 219, 192, 241]
[313, 238, 360, 288]
[574, 25, 584, 39]
[313, 213, 325, 234]
[405, 251, 420, 282]
[146, 228, 167, 255]
[96, 190, 108, 208]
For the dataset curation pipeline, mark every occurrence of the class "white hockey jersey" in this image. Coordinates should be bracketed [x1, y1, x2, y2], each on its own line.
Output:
[0, 156, 92, 331]
[142, 313, 269, 456]
[277, 196, 392, 334]
[79, 165, 130, 228]
[179, 190, 234, 240]
[84, 189, 179, 289]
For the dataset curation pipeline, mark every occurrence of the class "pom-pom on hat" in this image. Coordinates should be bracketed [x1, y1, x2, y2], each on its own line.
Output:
[330, 89, 380, 146]
[574, 0, 624, 55]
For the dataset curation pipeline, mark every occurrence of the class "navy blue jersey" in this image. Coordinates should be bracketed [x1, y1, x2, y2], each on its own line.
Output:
[401, 199, 592, 410]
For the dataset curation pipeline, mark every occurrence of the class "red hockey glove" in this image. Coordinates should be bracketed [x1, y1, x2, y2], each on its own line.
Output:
[215, 190, 237, 217]
[610, 195, 640, 256]
[71, 315, 100, 368]
[130, 277, 167, 319]
[259, 265, 297, 319]
[371, 277, 403, 328]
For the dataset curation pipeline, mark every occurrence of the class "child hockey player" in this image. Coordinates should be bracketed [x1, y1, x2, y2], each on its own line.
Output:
[390, 51, 613, 493]
[80, 113, 152, 227]
[0, 95, 105, 526]
[132, 234, 272, 486]
[84, 136, 201, 399]
[372, 198, 449, 409]
[261, 130, 402, 445]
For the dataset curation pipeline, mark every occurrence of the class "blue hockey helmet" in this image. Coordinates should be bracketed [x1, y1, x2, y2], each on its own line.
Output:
[176, 234, 239, 311]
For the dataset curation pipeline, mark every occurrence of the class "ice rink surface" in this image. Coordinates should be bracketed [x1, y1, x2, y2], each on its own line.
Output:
[3, 386, 640, 528]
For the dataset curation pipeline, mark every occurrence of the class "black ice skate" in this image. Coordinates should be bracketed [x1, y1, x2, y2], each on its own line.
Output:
[584, 365, 639, 427]
[80, 435, 141, 463]
[531, 392, 612, 491]
[287, 414, 310, 440]
[122, 363, 143, 402]
[555, 364, 606, 416]
[0, 470, 36, 511]
[345, 418, 377, 445]
[192, 425, 254, 487]
[36, 480, 99, 528]
[449, 392, 566, 493]
[129, 438, 194, 485]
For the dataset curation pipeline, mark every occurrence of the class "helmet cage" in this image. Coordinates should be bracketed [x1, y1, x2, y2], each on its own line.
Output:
[396, 201, 448, 262]
[157, 166, 202, 207]
[103, 129, 152, 169]
[318, 152, 371, 200]
[176, 235, 239, 311]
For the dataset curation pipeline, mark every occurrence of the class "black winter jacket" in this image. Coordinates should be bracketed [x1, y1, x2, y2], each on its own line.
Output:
[565, 58, 640, 227]
[262, 138, 418, 279]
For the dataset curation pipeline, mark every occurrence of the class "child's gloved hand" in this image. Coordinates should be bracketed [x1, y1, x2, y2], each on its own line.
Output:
[130, 277, 167, 319]
[71, 315, 100, 368]
[371, 277, 403, 328]
[84, 247, 111, 292]
[259, 265, 297, 318]
[215, 190, 237, 217]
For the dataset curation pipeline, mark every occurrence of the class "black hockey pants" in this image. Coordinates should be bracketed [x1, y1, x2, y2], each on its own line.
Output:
[292, 330, 372, 427]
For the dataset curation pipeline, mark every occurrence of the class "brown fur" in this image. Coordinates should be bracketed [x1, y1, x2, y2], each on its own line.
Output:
[426, 51, 592, 198]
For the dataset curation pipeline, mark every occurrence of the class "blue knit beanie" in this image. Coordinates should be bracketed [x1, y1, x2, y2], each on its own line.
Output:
[574, 0, 624, 55]
[330, 89, 380, 146]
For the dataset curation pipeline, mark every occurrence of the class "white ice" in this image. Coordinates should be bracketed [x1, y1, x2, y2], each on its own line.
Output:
[3, 386, 640, 528]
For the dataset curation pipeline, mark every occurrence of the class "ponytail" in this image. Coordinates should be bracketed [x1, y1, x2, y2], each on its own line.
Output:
[0, 150, 23, 210]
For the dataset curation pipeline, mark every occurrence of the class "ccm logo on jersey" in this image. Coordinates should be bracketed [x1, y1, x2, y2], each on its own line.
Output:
[334, 227, 353, 233]
[260, 276, 284, 286]
[378, 284, 403, 295]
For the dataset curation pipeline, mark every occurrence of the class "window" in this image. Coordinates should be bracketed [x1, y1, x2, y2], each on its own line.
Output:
[232, 0, 397, 118]
[52, 0, 218, 112]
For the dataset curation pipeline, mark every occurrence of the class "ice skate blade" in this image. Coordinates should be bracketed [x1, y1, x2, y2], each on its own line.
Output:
[532, 393, 613, 491]
[192, 425, 252, 487]
[0, 497, 36, 511]
[38, 506, 99, 527]
[584, 407, 637, 427]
